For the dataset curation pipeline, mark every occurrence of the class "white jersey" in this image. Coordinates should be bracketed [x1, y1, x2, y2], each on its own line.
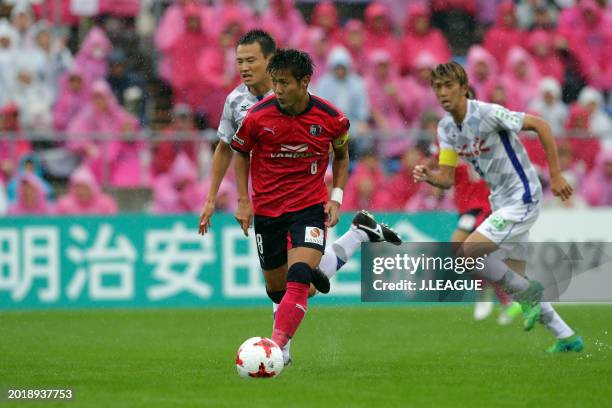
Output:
[438, 99, 542, 211]
[216, 83, 273, 144]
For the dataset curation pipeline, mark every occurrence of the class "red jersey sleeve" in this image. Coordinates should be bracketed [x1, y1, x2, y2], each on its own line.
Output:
[230, 112, 257, 154]
[333, 114, 350, 139]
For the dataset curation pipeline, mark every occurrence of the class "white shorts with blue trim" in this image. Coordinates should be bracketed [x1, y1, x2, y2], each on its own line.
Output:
[476, 201, 540, 261]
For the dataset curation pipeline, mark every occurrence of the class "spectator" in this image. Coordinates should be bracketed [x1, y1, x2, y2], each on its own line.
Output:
[53, 66, 90, 131]
[154, 0, 214, 83]
[0, 105, 31, 184]
[560, 0, 612, 91]
[32, 0, 80, 27]
[106, 48, 147, 124]
[343, 151, 391, 211]
[6, 154, 52, 204]
[56, 165, 118, 215]
[577, 86, 612, 139]
[10, 55, 54, 130]
[7, 172, 54, 215]
[309, 1, 343, 46]
[501, 47, 541, 111]
[363, 2, 399, 66]
[260, 0, 306, 48]
[402, 52, 443, 129]
[210, 0, 254, 38]
[10, 0, 35, 50]
[565, 102, 601, 172]
[341, 19, 368, 76]
[0, 19, 18, 107]
[302, 28, 330, 84]
[365, 50, 410, 131]
[152, 104, 199, 177]
[73, 26, 113, 84]
[483, 2, 525, 66]
[67, 80, 142, 184]
[516, 0, 558, 30]
[527, 77, 568, 136]
[152, 153, 206, 214]
[466, 45, 498, 101]
[487, 80, 511, 106]
[583, 147, 612, 207]
[312, 46, 370, 134]
[385, 147, 422, 210]
[98, 0, 141, 18]
[30, 21, 73, 100]
[399, 3, 451, 75]
[527, 29, 564, 85]
[196, 21, 243, 127]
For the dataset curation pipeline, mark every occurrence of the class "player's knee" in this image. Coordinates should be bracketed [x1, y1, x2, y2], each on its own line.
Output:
[266, 289, 286, 304]
[287, 262, 312, 285]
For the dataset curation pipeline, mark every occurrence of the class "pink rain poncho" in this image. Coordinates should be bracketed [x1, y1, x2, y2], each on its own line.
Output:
[98, 0, 141, 17]
[67, 80, 147, 187]
[53, 65, 90, 131]
[363, 2, 400, 68]
[500, 47, 541, 111]
[309, 1, 344, 46]
[365, 50, 410, 131]
[0, 104, 31, 183]
[73, 27, 112, 84]
[56, 165, 118, 215]
[483, 2, 526, 66]
[564, 103, 601, 173]
[152, 153, 206, 214]
[405, 183, 455, 212]
[402, 52, 444, 128]
[343, 155, 392, 211]
[209, 0, 254, 38]
[399, 3, 451, 75]
[154, 0, 214, 83]
[8, 172, 54, 216]
[466, 45, 498, 100]
[260, 0, 307, 48]
[582, 147, 612, 207]
[341, 19, 369, 76]
[527, 29, 564, 85]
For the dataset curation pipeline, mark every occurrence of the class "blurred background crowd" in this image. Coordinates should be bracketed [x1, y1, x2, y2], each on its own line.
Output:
[1, 0, 611, 217]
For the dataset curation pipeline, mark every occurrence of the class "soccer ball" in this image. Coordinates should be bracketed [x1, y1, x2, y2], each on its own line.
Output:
[235, 337, 284, 379]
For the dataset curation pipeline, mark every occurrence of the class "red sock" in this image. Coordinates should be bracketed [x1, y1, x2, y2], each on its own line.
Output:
[493, 282, 512, 306]
[271, 281, 309, 348]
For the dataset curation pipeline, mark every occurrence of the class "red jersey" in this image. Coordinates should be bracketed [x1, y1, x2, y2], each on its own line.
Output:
[454, 163, 491, 214]
[230, 94, 350, 217]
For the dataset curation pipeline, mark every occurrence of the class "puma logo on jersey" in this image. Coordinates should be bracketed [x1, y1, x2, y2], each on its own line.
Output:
[263, 127, 275, 134]
[280, 144, 308, 153]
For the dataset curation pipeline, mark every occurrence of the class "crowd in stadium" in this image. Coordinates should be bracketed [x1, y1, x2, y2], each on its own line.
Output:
[0, 0, 611, 216]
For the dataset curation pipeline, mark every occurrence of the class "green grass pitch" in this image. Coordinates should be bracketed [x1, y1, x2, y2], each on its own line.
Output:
[1, 305, 611, 407]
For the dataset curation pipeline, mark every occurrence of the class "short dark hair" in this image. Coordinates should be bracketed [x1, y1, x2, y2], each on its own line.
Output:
[266, 48, 314, 81]
[237, 29, 276, 57]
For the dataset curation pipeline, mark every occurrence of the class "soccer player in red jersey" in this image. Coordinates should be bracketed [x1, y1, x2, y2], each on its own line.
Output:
[230, 49, 350, 357]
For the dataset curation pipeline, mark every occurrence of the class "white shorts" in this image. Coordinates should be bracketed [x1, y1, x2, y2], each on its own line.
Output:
[476, 201, 540, 261]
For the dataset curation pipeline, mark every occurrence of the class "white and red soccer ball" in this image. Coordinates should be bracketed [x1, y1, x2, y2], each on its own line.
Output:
[235, 337, 284, 379]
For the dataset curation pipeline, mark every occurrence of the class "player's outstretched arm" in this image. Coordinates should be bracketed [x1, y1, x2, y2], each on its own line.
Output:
[413, 164, 456, 190]
[327, 137, 350, 227]
[199, 140, 234, 235]
[234, 151, 253, 237]
[522, 114, 573, 201]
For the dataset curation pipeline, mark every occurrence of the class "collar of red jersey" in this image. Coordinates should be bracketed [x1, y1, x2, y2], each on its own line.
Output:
[274, 94, 314, 117]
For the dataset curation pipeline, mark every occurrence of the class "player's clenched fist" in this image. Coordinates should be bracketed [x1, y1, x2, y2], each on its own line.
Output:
[550, 173, 574, 202]
[235, 198, 253, 237]
[413, 164, 430, 183]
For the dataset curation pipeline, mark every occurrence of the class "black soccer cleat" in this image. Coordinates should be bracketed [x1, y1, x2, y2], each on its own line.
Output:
[311, 266, 330, 294]
[352, 210, 402, 245]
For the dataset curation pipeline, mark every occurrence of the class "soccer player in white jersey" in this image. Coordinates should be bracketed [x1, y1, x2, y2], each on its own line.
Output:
[197, 30, 401, 365]
[414, 62, 583, 353]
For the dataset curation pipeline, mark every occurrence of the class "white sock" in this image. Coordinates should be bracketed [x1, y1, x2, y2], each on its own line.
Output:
[272, 302, 291, 354]
[319, 247, 340, 279]
[479, 255, 530, 295]
[331, 227, 368, 263]
[540, 302, 575, 339]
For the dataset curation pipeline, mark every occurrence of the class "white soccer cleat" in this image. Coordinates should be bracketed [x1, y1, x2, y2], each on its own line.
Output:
[473, 302, 494, 321]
